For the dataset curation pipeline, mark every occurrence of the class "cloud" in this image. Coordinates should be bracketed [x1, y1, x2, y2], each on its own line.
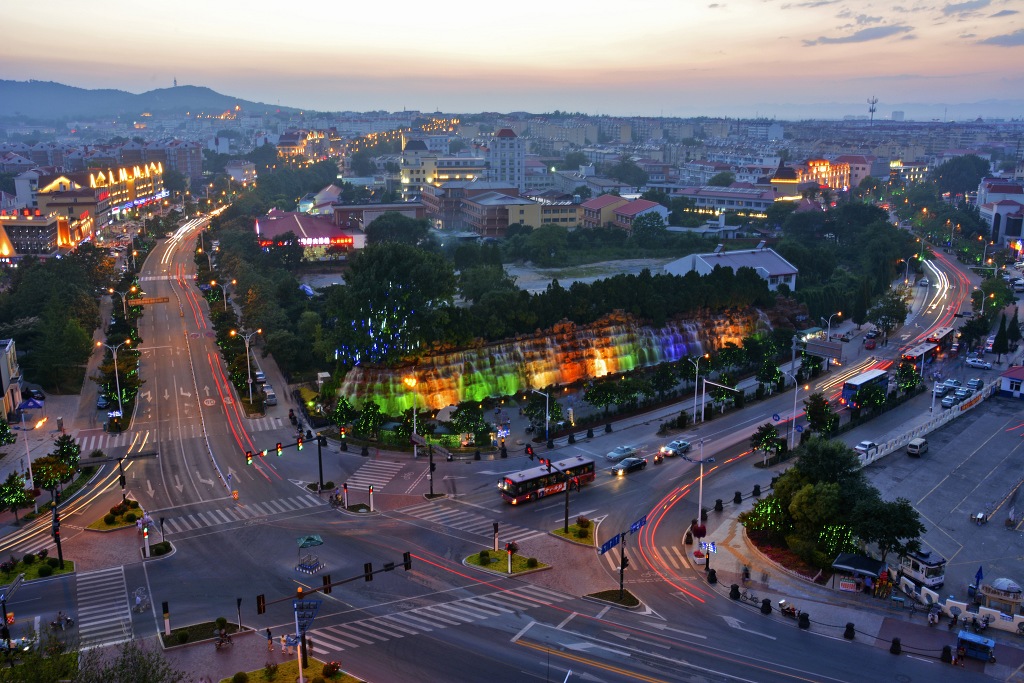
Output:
[978, 28, 1024, 45]
[990, 9, 1017, 16]
[708, 2, 724, 6]
[803, 25, 914, 46]
[943, 0, 990, 15]
[854, 14, 884, 24]
[781, 0, 840, 8]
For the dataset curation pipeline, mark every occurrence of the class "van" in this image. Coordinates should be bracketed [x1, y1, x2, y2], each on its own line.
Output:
[907, 437, 928, 457]
[263, 387, 277, 406]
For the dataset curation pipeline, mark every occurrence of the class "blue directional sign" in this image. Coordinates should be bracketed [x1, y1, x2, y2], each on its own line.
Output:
[629, 514, 647, 535]
[598, 535, 620, 555]
[293, 599, 322, 633]
[795, 425, 804, 433]
[772, 413, 780, 422]
[699, 541, 717, 554]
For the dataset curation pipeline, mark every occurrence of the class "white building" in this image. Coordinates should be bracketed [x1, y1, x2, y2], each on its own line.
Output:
[665, 244, 798, 291]
[485, 129, 525, 192]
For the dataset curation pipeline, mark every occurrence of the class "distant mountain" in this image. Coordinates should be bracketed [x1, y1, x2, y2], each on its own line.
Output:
[0, 80, 296, 121]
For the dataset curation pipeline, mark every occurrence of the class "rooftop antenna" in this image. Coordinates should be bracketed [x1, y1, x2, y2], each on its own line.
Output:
[867, 96, 878, 125]
[173, 77, 177, 87]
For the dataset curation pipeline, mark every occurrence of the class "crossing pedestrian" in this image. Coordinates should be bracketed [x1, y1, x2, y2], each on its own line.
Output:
[280, 634, 287, 654]
[266, 628, 273, 652]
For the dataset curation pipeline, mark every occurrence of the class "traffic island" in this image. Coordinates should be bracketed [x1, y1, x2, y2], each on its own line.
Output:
[464, 549, 549, 575]
[218, 658, 363, 683]
[87, 498, 144, 531]
[550, 516, 594, 546]
[0, 551, 74, 581]
[584, 589, 640, 609]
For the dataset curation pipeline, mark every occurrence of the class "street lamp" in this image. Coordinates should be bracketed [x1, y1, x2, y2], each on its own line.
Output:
[531, 389, 550, 444]
[824, 311, 842, 371]
[980, 291, 995, 315]
[681, 439, 715, 527]
[231, 328, 262, 403]
[781, 370, 807, 450]
[110, 286, 137, 318]
[403, 376, 418, 461]
[686, 353, 710, 425]
[700, 378, 739, 424]
[197, 247, 212, 271]
[211, 279, 236, 312]
[96, 339, 132, 419]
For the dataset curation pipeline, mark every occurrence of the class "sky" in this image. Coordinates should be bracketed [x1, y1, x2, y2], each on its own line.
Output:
[3, 0, 1024, 120]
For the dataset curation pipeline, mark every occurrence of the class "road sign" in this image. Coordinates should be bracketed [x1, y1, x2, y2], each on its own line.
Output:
[126, 297, 170, 305]
[772, 413, 780, 422]
[231, 490, 238, 500]
[293, 598, 322, 633]
[804, 339, 843, 359]
[796, 425, 804, 432]
[598, 535, 620, 555]
[629, 514, 647, 534]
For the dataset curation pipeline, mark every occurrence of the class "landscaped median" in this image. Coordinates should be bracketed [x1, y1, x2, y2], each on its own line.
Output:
[550, 516, 594, 545]
[465, 543, 549, 575]
[218, 659, 363, 683]
[0, 550, 74, 582]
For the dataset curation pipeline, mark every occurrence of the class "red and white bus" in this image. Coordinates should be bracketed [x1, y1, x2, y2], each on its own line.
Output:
[499, 455, 596, 504]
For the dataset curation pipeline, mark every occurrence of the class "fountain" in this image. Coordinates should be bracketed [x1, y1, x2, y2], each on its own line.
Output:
[337, 310, 760, 415]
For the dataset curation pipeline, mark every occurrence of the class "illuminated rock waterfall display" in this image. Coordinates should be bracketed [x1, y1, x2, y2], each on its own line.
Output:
[338, 310, 761, 415]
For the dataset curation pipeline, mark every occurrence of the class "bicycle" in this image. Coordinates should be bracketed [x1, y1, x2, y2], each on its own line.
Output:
[741, 589, 759, 605]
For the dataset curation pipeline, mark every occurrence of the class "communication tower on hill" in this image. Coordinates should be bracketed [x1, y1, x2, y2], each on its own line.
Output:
[868, 96, 878, 125]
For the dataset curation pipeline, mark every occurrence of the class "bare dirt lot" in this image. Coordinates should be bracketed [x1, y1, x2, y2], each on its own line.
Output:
[504, 258, 677, 293]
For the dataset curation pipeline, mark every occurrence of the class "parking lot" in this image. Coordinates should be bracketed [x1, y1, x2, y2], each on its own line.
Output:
[863, 396, 1024, 601]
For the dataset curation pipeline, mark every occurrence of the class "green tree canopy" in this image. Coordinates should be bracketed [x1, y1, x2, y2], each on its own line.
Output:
[365, 212, 431, 246]
[931, 154, 990, 196]
[707, 172, 735, 187]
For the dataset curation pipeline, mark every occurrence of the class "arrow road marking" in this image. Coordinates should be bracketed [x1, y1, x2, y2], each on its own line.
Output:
[642, 621, 707, 639]
[163, 389, 170, 401]
[721, 615, 776, 640]
[179, 387, 192, 398]
[173, 475, 184, 493]
[604, 631, 670, 649]
[564, 641, 632, 657]
[198, 474, 214, 486]
[204, 385, 211, 396]
[146, 480, 155, 497]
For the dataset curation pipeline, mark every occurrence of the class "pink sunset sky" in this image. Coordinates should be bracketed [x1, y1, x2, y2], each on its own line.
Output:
[3, 0, 1023, 118]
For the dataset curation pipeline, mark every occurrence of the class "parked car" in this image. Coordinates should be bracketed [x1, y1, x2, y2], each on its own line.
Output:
[610, 457, 647, 476]
[864, 339, 877, 350]
[919, 278, 930, 287]
[606, 445, 639, 462]
[954, 387, 973, 401]
[932, 384, 948, 398]
[943, 378, 962, 389]
[966, 357, 993, 370]
[941, 395, 958, 409]
[854, 441, 879, 457]
[253, 370, 267, 384]
[864, 330, 880, 339]
[967, 378, 984, 391]
[660, 440, 692, 457]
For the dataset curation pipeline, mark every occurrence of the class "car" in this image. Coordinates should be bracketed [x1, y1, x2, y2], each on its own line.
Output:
[966, 357, 992, 370]
[954, 387, 973, 401]
[918, 278, 929, 287]
[960, 311, 975, 319]
[932, 384, 948, 397]
[864, 339, 877, 350]
[606, 445, 639, 462]
[941, 395, 958, 409]
[610, 457, 647, 476]
[967, 378, 984, 391]
[854, 441, 879, 457]
[950, 342, 960, 354]
[864, 330, 880, 339]
[96, 395, 110, 409]
[660, 439, 692, 457]
[26, 388, 45, 401]
[943, 378, 962, 389]
[253, 371, 267, 384]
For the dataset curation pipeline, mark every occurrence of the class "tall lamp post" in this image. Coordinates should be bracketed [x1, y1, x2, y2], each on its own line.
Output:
[197, 247, 212, 271]
[211, 279, 236, 312]
[686, 353, 710, 425]
[97, 339, 132, 419]
[403, 376, 418, 461]
[110, 286, 137, 318]
[681, 439, 715, 527]
[531, 389, 550, 444]
[700, 378, 739, 424]
[824, 311, 842, 371]
[231, 329, 262, 403]
[781, 370, 807, 450]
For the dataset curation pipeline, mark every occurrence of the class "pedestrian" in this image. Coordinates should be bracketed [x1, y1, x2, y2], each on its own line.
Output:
[266, 628, 273, 652]
[957, 645, 966, 667]
[951, 646, 959, 667]
[280, 634, 287, 654]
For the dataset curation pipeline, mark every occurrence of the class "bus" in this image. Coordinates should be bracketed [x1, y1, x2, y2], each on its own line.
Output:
[840, 369, 890, 407]
[926, 326, 956, 352]
[499, 455, 596, 504]
[901, 343, 938, 369]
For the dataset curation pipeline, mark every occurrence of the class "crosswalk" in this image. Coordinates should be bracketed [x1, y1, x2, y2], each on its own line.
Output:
[137, 275, 171, 282]
[343, 460, 406, 491]
[161, 493, 324, 535]
[600, 544, 690, 573]
[398, 501, 547, 545]
[311, 584, 569, 654]
[247, 415, 284, 432]
[76, 567, 132, 649]
[76, 429, 152, 454]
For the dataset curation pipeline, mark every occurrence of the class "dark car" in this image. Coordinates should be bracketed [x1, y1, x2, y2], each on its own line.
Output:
[610, 457, 647, 476]
[26, 389, 45, 401]
[864, 330, 880, 339]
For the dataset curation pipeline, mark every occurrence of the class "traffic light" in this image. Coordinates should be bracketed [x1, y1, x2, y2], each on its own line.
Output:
[364, 562, 373, 582]
[276, 442, 283, 456]
[318, 434, 327, 447]
[622, 556, 630, 570]
[261, 449, 268, 458]
[322, 575, 332, 594]
[403, 551, 412, 571]
[340, 427, 347, 439]
[525, 445, 534, 459]
[256, 594, 266, 614]
[369, 484, 373, 495]
[119, 474, 126, 487]
[297, 437, 303, 451]
[246, 451, 253, 465]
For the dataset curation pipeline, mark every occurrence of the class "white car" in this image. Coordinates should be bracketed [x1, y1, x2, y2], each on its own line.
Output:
[918, 278, 929, 287]
[966, 357, 992, 370]
[605, 445, 639, 462]
[660, 440, 692, 457]
[854, 441, 879, 457]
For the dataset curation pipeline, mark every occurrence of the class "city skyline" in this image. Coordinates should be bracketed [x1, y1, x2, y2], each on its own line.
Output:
[3, 0, 1024, 120]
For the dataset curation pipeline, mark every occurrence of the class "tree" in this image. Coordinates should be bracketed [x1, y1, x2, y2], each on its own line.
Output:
[803, 392, 837, 435]
[853, 384, 887, 412]
[852, 496, 925, 562]
[74, 637, 191, 683]
[607, 157, 648, 189]
[755, 361, 781, 394]
[894, 361, 920, 393]
[993, 313, 1010, 362]
[583, 380, 619, 415]
[629, 212, 667, 246]
[354, 400, 384, 439]
[0, 472, 31, 525]
[523, 393, 563, 432]
[29, 456, 71, 497]
[931, 154, 990, 196]
[572, 185, 592, 200]
[330, 396, 358, 427]
[649, 364, 678, 399]
[51, 433, 82, 471]
[751, 423, 779, 460]
[1008, 308, 1022, 346]
[0, 420, 15, 446]
[867, 287, 911, 340]
[449, 403, 489, 436]
[561, 152, 589, 171]
[365, 212, 430, 246]
[707, 171, 735, 187]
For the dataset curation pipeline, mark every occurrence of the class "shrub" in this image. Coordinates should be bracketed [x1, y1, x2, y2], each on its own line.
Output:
[129, 500, 140, 509]
[22, 554, 35, 565]
[264, 662, 279, 681]
[37, 565, 53, 577]
[322, 661, 342, 677]
[526, 557, 538, 568]
[216, 617, 228, 630]
[176, 632, 189, 644]
[575, 516, 590, 529]
[47, 557, 59, 568]
[152, 544, 166, 556]
[478, 550, 489, 562]
[575, 527, 587, 539]
[37, 548, 48, 560]
[0, 561, 13, 575]
[125, 512, 137, 523]
[311, 677, 325, 683]
[232, 673, 248, 683]
[104, 513, 116, 525]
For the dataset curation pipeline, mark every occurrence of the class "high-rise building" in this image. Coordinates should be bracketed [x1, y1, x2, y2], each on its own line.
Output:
[485, 129, 525, 192]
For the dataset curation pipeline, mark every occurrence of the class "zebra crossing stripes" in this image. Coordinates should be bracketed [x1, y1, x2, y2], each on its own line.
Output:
[344, 460, 406, 490]
[247, 416, 283, 432]
[76, 567, 132, 649]
[76, 429, 151, 454]
[311, 584, 570, 654]
[399, 501, 547, 544]
[137, 275, 171, 282]
[160, 493, 323, 535]
[601, 545, 690, 573]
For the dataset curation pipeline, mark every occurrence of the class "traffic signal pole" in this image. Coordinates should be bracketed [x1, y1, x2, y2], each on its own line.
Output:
[618, 533, 626, 600]
[316, 435, 324, 490]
